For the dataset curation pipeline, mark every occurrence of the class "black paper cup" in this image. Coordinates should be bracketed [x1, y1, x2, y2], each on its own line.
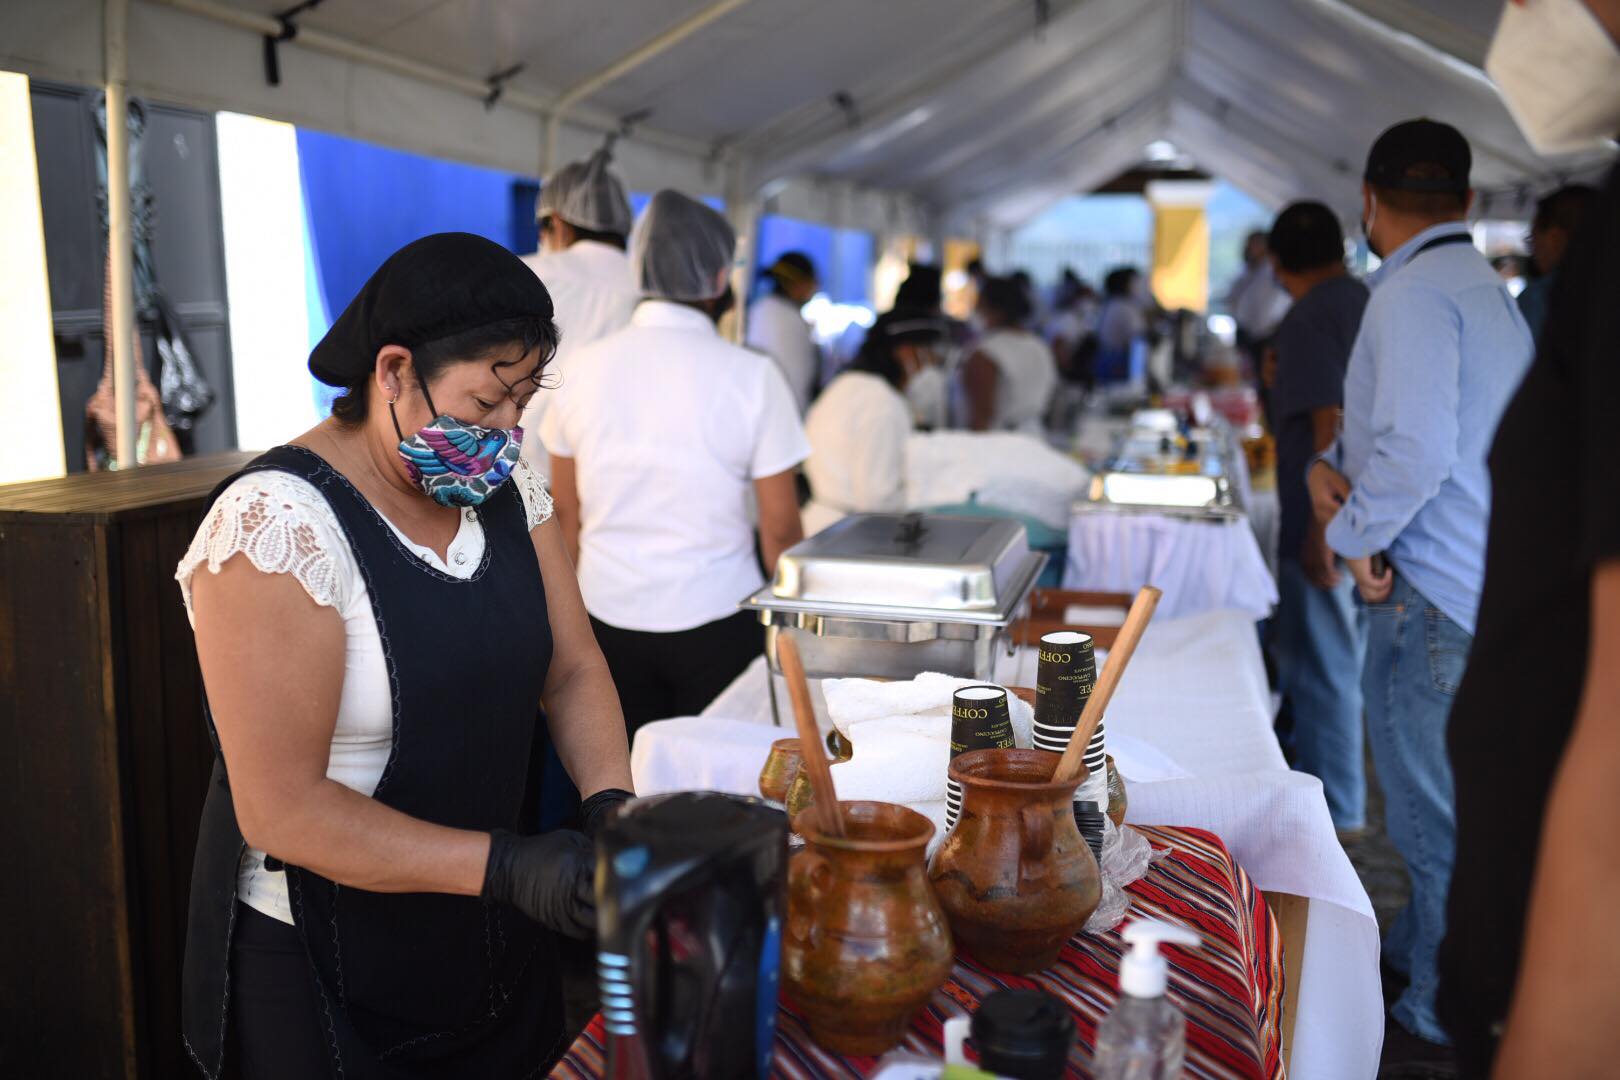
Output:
[1034, 631, 1096, 731]
[946, 685, 1013, 830]
[951, 685, 1014, 756]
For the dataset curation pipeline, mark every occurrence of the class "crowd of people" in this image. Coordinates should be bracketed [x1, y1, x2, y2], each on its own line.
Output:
[166, 0, 1619, 1072]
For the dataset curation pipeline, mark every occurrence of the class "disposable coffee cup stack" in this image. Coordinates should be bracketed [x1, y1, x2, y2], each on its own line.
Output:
[946, 685, 1015, 832]
[1033, 631, 1109, 856]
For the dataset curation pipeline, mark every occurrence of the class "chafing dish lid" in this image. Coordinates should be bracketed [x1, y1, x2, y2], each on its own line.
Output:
[752, 512, 1039, 618]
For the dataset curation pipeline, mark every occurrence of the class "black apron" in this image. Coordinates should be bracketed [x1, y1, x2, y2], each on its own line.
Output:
[181, 445, 561, 1078]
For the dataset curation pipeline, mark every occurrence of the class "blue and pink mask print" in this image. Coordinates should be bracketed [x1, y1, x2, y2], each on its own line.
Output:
[392, 386, 524, 509]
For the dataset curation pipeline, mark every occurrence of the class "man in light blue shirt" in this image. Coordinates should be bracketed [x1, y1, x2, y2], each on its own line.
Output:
[1309, 119, 1534, 1054]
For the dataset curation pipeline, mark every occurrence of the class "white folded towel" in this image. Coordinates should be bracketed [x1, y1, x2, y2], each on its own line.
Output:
[822, 672, 1035, 806]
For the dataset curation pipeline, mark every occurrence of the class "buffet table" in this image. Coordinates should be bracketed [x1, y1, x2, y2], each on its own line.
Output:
[554, 826, 1284, 1079]
[1061, 514, 1276, 621]
[631, 610, 1381, 1079]
[1064, 405, 1278, 621]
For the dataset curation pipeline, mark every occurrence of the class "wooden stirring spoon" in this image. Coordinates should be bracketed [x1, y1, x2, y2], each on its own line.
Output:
[1053, 586, 1162, 785]
[777, 632, 847, 838]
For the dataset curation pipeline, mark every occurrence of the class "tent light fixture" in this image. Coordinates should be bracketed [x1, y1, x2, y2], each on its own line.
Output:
[483, 64, 526, 110]
[831, 91, 861, 130]
[262, 0, 325, 87]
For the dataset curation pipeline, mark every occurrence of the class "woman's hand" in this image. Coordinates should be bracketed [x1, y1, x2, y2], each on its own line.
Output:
[1346, 555, 1393, 603]
[482, 828, 596, 938]
[1308, 460, 1351, 525]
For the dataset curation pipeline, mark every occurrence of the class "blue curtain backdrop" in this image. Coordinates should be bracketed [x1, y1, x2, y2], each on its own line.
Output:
[756, 214, 874, 306]
[294, 129, 540, 413]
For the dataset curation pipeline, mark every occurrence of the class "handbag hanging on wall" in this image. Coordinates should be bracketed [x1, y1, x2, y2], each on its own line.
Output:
[85, 91, 212, 468]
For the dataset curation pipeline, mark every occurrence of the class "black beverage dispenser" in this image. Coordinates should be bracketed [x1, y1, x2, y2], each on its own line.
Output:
[595, 792, 788, 1079]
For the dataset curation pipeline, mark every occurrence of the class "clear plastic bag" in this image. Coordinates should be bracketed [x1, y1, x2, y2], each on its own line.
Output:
[1084, 817, 1162, 934]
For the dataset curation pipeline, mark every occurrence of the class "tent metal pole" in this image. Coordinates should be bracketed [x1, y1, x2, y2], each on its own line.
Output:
[723, 156, 760, 346]
[106, 0, 137, 466]
[544, 0, 754, 173]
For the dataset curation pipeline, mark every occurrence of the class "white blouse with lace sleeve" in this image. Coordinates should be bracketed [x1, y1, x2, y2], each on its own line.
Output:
[173, 460, 552, 926]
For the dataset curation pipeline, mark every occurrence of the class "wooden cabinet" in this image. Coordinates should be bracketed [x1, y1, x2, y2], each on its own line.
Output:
[0, 452, 255, 1078]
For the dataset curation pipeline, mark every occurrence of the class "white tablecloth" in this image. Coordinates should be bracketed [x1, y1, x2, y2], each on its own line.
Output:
[1063, 512, 1278, 621]
[631, 609, 1381, 1079]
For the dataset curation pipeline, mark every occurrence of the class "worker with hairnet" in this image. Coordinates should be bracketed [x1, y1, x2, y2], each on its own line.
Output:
[518, 148, 638, 476]
[540, 190, 808, 741]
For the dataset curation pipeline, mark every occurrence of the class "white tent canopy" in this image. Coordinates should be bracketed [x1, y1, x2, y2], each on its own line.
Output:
[3, 0, 1613, 239]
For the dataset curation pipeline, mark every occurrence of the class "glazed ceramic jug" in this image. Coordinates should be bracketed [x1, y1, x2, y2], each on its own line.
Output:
[929, 748, 1101, 974]
[782, 801, 954, 1055]
[758, 738, 803, 805]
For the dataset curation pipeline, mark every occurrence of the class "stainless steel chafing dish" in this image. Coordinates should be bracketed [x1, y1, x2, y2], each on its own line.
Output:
[1074, 412, 1245, 522]
[740, 513, 1046, 721]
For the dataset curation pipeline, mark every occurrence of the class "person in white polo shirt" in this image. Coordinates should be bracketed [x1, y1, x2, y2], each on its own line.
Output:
[518, 147, 638, 476]
[541, 190, 808, 738]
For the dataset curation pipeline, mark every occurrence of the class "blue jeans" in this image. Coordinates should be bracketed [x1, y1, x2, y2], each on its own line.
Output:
[1363, 573, 1471, 1045]
[1274, 557, 1368, 830]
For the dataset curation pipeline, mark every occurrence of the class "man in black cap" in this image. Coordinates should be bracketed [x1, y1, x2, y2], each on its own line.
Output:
[1306, 119, 1534, 1060]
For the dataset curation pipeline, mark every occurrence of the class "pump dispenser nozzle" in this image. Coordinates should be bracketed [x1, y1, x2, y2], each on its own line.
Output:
[1119, 920, 1201, 998]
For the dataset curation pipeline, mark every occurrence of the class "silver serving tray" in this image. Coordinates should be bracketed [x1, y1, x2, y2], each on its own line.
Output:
[1075, 470, 1244, 522]
[1076, 419, 1246, 522]
[741, 512, 1046, 626]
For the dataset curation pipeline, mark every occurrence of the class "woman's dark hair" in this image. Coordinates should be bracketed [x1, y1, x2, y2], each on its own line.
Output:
[893, 263, 943, 311]
[329, 314, 559, 426]
[850, 308, 943, 392]
[977, 275, 1033, 326]
[1267, 201, 1345, 274]
[1103, 266, 1139, 298]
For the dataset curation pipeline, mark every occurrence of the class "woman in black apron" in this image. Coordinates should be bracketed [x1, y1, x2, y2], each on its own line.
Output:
[179, 233, 634, 1078]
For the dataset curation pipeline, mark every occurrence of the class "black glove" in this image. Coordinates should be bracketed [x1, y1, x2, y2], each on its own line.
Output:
[579, 788, 635, 839]
[482, 828, 596, 939]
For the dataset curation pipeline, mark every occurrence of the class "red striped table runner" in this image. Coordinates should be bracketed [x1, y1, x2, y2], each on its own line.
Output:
[553, 825, 1283, 1079]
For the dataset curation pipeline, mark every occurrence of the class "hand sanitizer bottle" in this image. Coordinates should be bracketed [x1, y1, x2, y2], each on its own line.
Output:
[1093, 919, 1201, 1080]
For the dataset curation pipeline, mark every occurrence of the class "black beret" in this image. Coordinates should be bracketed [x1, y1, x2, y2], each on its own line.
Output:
[309, 232, 555, 387]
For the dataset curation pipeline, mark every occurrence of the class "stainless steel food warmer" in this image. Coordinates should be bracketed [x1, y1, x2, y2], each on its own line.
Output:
[740, 512, 1046, 722]
[1074, 414, 1245, 522]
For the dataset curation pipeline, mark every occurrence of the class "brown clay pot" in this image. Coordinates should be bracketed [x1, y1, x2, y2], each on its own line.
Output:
[782, 801, 954, 1056]
[758, 738, 803, 804]
[928, 748, 1101, 974]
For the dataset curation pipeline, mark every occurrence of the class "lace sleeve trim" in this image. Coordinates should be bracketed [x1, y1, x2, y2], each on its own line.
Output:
[512, 460, 555, 531]
[175, 472, 355, 622]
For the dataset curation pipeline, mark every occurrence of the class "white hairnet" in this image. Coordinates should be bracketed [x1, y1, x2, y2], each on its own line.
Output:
[537, 149, 632, 235]
[629, 190, 736, 301]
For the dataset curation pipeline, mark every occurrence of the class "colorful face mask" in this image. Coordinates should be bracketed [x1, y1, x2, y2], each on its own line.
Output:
[391, 383, 524, 508]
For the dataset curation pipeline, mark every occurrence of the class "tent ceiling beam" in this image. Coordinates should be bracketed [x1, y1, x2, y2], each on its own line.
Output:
[924, 58, 1176, 208]
[149, 0, 716, 164]
[1172, 72, 1359, 192]
[845, 2, 1175, 192]
[1310, 0, 1494, 70]
[1190, 1, 1552, 187]
[542, 0, 756, 173]
[948, 100, 1172, 229]
[741, 0, 1108, 185]
[941, 90, 1171, 222]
